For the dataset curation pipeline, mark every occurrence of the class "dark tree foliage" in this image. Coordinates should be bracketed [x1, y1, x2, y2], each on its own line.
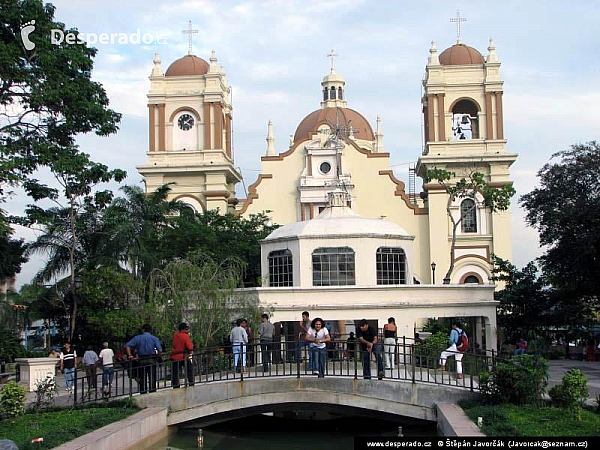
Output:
[520, 142, 600, 310]
[0, 0, 121, 196]
[163, 209, 278, 286]
[0, 230, 27, 281]
[491, 255, 553, 342]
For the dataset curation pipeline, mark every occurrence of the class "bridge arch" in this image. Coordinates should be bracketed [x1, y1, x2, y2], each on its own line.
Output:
[134, 377, 475, 426]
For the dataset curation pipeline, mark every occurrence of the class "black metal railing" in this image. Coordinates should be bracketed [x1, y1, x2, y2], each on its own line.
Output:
[71, 337, 502, 406]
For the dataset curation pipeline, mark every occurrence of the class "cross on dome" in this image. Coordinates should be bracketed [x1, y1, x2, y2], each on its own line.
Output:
[450, 10, 467, 44]
[327, 49, 338, 74]
[182, 20, 198, 55]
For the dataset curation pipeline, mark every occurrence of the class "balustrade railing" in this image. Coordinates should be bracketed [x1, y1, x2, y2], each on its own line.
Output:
[71, 337, 501, 406]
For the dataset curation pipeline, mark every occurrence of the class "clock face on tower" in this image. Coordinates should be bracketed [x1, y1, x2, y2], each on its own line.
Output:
[178, 114, 194, 131]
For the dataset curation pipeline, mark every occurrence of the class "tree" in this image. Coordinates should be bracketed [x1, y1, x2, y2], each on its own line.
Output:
[102, 184, 184, 284]
[147, 254, 263, 349]
[520, 142, 600, 310]
[426, 168, 515, 283]
[491, 255, 553, 342]
[162, 209, 277, 286]
[22, 150, 125, 339]
[0, 229, 27, 284]
[0, 0, 121, 203]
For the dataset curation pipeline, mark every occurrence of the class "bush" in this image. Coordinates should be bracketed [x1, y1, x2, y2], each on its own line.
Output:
[31, 372, 59, 412]
[414, 332, 448, 368]
[0, 381, 26, 419]
[479, 354, 548, 405]
[549, 368, 588, 419]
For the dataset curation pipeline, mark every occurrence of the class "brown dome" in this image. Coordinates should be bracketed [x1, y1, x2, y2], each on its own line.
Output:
[165, 55, 210, 77]
[293, 107, 375, 143]
[439, 44, 484, 66]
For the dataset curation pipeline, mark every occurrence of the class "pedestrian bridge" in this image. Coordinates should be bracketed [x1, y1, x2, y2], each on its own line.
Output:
[133, 375, 476, 426]
[72, 341, 491, 425]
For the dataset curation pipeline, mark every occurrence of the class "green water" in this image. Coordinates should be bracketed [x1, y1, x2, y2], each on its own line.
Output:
[149, 414, 436, 449]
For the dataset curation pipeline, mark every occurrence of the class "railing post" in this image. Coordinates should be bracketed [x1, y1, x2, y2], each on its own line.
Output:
[73, 368, 77, 407]
[411, 345, 416, 384]
[128, 360, 133, 400]
[402, 336, 406, 379]
[235, 342, 241, 381]
[354, 342, 358, 380]
[470, 352, 474, 392]
[296, 346, 301, 379]
[184, 351, 189, 388]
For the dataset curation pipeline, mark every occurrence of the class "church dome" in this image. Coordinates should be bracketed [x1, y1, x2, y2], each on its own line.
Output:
[439, 44, 484, 66]
[165, 54, 210, 76]
[264, 204, 412, 242]
[293, 107, 375, 144]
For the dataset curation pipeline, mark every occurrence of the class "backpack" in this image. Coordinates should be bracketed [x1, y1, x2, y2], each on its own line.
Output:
[457, 330, 469, 352]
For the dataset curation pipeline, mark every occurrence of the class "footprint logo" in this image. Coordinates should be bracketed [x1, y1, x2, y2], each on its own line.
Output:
[20, 20, 36, 51]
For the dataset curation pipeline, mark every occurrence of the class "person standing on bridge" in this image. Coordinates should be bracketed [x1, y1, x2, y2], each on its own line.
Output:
[259, 314, 275, 372]
[357, 319, 384, 380]
[306, 317, 330, 378]
[439, 322, 465, 379]
[295, 311, 313, 371]
[170, 322, 195, 388]
[383, 317, 397, 371]
[230, 319, 248, 374]
[125, 324, 163, 394]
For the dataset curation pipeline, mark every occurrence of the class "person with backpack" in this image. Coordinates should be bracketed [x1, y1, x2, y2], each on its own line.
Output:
[439, 321, 468, 379]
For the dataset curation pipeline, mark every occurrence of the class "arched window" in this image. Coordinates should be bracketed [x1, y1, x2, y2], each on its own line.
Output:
[463, 275, 481, 284]
[338, 87, 343, 100]
[452, 99, 479, 139]
[461, 198, 477, 233]
[376, 247, 407, 285]
[312, 247, 355, 286]
[268, 249, 293, 287]
[330, 86, 336, 100]
[323, 88, 328, 101]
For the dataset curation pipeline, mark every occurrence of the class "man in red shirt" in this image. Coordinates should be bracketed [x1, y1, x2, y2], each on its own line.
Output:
[170, 322, 195, 388]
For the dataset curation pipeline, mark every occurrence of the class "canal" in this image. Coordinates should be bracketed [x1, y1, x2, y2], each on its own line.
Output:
[148, 412, 436, 449]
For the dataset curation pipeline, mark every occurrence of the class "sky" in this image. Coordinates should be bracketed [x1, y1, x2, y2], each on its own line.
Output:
[7, 0, 600, 287]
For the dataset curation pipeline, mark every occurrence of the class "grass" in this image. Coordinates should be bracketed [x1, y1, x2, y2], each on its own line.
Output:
[460, 399, 600, 436]
[0, 400, 140, 449]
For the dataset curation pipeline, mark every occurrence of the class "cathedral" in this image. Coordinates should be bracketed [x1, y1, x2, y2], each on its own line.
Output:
[137, 36, 518, 349]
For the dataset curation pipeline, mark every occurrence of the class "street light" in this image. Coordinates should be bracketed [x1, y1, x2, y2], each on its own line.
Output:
[430, 262, 436, 284]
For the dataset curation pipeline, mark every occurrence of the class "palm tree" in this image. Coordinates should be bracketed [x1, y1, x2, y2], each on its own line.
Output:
[102, 183, 184, 284]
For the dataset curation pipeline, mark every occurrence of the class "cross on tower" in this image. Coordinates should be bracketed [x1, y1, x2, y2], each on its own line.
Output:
[182, 20, 198, 55]
[327, 49, 338, 73]
[450, 10, 467, 44]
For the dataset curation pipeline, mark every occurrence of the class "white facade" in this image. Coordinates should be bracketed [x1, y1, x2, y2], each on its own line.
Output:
[138, 39, 518, 350]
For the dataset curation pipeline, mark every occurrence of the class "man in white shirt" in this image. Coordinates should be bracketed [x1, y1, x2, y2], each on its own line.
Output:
[230, 319, 249, 374]
[99, 342, 115, 395]
[306, 318, 330, 378]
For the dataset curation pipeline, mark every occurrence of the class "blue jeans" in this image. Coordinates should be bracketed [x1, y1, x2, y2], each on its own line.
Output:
[361, 344, 383, 379]
[64, 367, 75, 389]
[310, 346, 327, 378]
[296, 341, 312, 370]
[102, 366, 114, 387]
[233, 342, 246, 370]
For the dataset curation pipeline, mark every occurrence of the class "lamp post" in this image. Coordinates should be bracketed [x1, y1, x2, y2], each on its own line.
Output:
[430, 262, 436, 285]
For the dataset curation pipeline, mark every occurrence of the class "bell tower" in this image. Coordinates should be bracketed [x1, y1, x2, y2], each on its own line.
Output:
[416, 32, 518, 284]
[137, 27, 241, 214]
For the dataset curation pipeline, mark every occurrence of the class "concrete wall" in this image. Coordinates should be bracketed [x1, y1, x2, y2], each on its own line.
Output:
[55, 407, 168, 450]
[436, 403, 485, 437]
[134, 377, 476, 426]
